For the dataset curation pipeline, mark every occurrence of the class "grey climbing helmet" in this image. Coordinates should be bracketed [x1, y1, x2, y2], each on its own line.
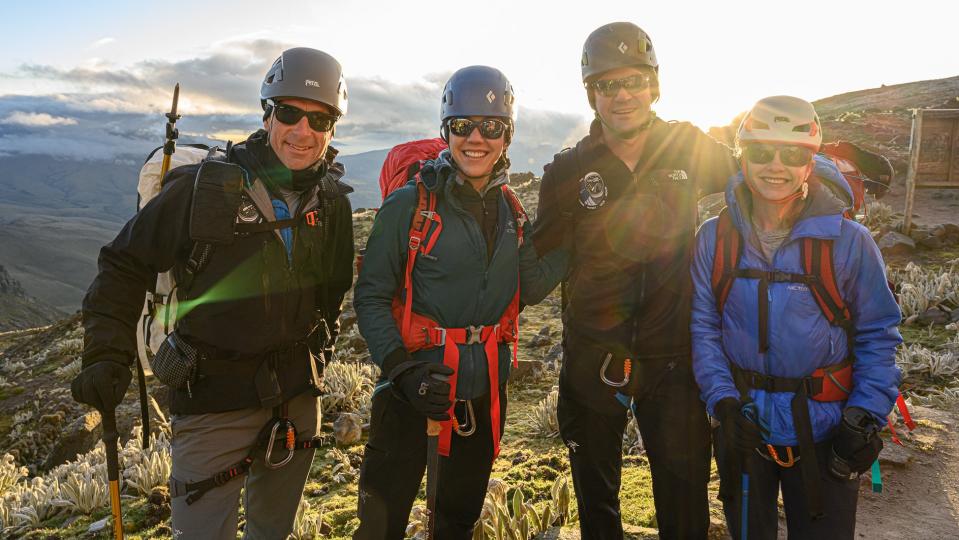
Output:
[260, 47, 348, 116]
[581, 22, 658, 82]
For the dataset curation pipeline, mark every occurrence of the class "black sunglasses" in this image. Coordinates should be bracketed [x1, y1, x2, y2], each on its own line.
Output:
[272, 103, 338, 132]
[744, 144, 814, 167]
[447, 118, 508, 139]
[590, 73, 653, 98]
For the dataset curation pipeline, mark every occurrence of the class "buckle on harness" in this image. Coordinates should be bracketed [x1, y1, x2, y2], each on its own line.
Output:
[599, 353, 632, 388]
[466, 325, 484, 345]
[264, 420, 296, 470]
[426, 327, 447, 346]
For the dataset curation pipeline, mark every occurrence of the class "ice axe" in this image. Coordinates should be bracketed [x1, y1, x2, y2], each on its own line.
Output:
[158, 83, 181, 180]
[424, 373, 450, 540]
[102, 409, 125, 539]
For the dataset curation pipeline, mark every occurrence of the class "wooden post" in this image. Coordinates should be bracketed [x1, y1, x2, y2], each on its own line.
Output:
[903, 109, 923, 235]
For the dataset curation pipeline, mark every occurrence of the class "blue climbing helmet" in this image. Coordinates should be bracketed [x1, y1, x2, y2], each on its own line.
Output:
[440, 66, 516, 143]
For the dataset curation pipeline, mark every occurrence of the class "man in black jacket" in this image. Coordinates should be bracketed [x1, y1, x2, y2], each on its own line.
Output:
[71, 47, 354, 539]
[532, 23, 739, 540]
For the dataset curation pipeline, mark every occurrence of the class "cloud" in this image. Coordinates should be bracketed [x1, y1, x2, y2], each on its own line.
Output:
[91, 37, 115, 48]
[0, 44, 590, 168]
[1, 111, 78, 127]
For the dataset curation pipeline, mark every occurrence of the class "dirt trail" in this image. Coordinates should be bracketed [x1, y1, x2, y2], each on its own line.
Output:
[852, 404, 959, 539]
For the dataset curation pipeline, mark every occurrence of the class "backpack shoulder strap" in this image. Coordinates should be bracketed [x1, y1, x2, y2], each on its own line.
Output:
[500, 185, 529, 246]
[799, 238, 852, 330]
[710, 207, 742, 314]
[399, 173, 442, 337]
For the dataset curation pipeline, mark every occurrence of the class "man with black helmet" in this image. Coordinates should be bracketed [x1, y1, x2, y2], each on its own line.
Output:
[71, 47, 354, 539]
[353, 66, 564, 540]
[532, 22, 739, 539]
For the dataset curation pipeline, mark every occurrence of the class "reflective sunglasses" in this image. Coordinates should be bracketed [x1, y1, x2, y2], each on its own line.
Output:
[744, 144, 814, 167]
[590, 73, 653, 98]
[272, 103, 338, 132]
[446, 118, 508, 139]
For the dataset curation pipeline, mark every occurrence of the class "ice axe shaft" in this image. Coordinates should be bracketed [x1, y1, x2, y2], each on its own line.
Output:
[158, 83, 181, 180]
[425, 418, 442, 539]
[102, 410, 124, 540]
[425, 371, 449, 540]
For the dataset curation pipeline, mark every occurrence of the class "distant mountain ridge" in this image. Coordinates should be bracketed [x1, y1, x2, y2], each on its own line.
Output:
[0, 265, 63, 331]
[2, 75, 958, 313]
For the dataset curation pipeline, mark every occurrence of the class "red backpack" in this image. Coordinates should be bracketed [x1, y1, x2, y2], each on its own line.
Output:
[372, 139, 528, 458]
[818, 141, 894, 218]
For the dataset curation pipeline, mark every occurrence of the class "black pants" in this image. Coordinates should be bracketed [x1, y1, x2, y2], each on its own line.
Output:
[558, 332, 712, 540]
[353, 384, 507, 540]
[714, 428, 860, 540]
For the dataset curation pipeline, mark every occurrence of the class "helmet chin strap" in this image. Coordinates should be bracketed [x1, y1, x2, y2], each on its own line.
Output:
[597, 111, 656, 140]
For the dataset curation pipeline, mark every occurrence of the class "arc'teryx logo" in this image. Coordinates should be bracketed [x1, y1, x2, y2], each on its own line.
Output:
[565, 439, 580, 453]
[305, 79, 321, 87]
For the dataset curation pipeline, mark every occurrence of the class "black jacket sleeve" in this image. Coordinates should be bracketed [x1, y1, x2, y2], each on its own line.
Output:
[531, 151, 576, 258]
[81, 166, 198, 368]
[317, 192, 354, 346]
[674, 122, 738, 196]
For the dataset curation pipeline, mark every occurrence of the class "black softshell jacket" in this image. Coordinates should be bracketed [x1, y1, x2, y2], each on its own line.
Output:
[533, 118, 737, 359]
[81, 132, 354, 413]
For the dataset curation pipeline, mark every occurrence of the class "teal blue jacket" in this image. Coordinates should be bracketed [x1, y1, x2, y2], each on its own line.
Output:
[355, 151, 566, 399]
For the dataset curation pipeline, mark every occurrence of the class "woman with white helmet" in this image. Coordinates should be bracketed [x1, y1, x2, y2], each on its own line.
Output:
[690, 96, 902, 539]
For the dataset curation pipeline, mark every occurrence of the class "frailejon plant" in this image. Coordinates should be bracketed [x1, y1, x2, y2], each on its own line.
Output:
[290, 497, 326, 539]
[469, 476, 577, 540]
[121, 426, 172, 496]
[0, 421, 175, 534]
[897, 343, 959, 379]
[529, 387, 559, 438]
[888, 260, 959, 322]
[321, 361, 376, 418]
[405, 476, 577, 540]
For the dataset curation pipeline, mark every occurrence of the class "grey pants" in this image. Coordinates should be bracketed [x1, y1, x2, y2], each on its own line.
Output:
[169, 392, 320, 540]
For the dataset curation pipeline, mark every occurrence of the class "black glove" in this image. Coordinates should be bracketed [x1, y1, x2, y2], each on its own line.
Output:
[389, 358, 455, 421]
[715, 397, 766, 453]
[828, 406, 883, 480]
[71, 361, 132, 414]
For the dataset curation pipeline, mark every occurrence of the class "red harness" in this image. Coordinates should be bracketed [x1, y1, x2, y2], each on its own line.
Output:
[392, 172, 527, 458]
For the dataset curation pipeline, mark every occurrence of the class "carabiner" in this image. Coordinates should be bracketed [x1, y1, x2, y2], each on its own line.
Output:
[453, 400, 477, 437]
[264, 420, 296, 469]
[766, 444, 797, 468]
[599, 353, 632, 388]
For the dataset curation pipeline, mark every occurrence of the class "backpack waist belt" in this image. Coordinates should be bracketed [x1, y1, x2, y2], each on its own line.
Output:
[731, 359, 853, 403]
[401, 308, 516, 460]
[731, 358, 853, 521]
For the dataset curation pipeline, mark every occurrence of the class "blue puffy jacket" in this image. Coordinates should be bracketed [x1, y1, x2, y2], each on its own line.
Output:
[691, 157, 902, 446]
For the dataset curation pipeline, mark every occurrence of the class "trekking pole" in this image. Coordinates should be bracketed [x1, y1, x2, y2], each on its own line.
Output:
[102, 409, 125, 540]
[740, 401, 759, 540]
[158, 83, 181, 180]
[424, 373, 449, 540]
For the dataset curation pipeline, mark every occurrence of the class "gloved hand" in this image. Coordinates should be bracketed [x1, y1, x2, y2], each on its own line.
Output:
[71, 361, 132, 413]
[715, 397, 766, 453]
[389, 360, 455, 421]
[828, 406, 883, 480]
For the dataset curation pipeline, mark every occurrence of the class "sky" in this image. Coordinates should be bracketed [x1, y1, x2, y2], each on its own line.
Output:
[0, 0, 956, 160]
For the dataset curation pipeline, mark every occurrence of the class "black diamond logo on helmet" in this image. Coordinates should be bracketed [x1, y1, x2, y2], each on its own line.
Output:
[618, 42, 628, 54]
[486, 91, 496, 103]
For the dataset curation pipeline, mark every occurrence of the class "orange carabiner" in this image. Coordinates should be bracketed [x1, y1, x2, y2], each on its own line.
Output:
[766, 444, 797, 467]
